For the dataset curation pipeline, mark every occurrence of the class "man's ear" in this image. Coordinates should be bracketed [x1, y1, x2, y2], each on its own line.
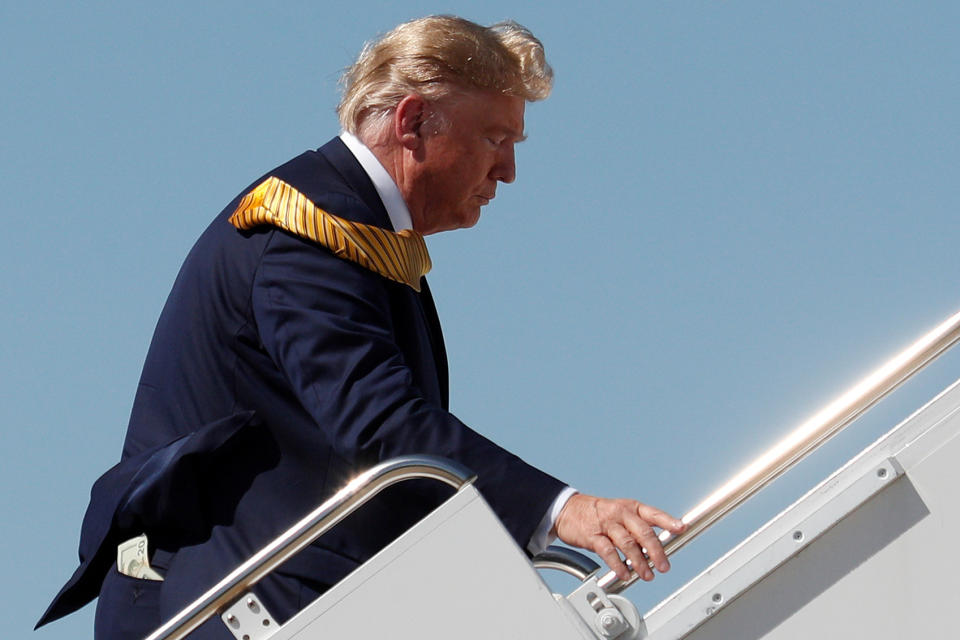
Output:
[394, 94, 427, 150]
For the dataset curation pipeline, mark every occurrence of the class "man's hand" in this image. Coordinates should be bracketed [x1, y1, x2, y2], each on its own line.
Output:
[554, 494, 686, 582]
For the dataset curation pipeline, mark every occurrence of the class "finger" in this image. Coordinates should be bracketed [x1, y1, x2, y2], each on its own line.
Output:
[622, 525, 668, 574]
[591, 534, 632, 582]
[607, 524, 653, 581]
[637, 503, 686, 534]
[624, 508, 672, 573]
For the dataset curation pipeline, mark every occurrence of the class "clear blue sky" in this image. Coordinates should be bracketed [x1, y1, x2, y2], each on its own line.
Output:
[5, 2, 958, 637]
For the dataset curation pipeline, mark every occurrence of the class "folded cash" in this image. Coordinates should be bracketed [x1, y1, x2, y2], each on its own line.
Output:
[117, 534, 164, 581]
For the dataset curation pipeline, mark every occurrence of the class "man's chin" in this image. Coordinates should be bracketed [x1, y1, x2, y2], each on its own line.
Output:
[418, 208, 482, 235]
[450, 206, 482, 231]
[460, 210, 482, 230]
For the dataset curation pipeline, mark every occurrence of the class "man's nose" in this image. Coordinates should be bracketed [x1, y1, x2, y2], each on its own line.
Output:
[491, 144, 516, 184]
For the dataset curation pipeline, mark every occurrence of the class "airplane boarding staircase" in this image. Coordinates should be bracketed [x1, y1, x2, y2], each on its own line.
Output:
[144, 309, 960, 639]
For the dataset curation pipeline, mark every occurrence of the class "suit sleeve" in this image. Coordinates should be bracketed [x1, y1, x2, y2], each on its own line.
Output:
[251, 230, 566, 550]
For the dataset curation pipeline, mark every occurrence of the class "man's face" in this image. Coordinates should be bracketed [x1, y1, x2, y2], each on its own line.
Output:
[406, 91, 526, 235]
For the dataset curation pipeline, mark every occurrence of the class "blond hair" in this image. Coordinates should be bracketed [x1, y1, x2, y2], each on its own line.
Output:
[338, 16, 552, 136]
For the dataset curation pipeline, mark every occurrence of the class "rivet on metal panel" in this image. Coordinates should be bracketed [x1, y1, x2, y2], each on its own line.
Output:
[877, 467, 888, 478]
[793, 530, 804, 542]
[711, 593, 723, 603]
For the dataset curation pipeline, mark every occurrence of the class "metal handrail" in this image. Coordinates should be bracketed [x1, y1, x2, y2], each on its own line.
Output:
[145, 455, 475, 640]
[533, 545, 601, 581]
[599, 308, 960, 594]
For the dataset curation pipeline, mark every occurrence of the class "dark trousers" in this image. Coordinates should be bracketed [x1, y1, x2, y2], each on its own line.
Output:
[93, 571, 235, 640]
[93, 549, 329, 639]
[94, 568, 163, 640]
[93, 548, 231, 640]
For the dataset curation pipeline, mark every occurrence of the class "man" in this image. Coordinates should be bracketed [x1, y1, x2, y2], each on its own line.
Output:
[38, 16, 684, 639]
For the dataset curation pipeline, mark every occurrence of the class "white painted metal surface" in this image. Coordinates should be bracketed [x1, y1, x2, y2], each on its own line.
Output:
[271, 485, 601, 640]
[643, 376, 960, 639]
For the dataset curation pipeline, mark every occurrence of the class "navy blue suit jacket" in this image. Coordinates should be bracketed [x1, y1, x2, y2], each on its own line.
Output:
[39, 138, 565, 631]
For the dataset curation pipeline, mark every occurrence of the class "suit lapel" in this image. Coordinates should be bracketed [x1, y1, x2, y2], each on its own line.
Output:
[417, 279, 450, 409]
[317, 138, 449, 408]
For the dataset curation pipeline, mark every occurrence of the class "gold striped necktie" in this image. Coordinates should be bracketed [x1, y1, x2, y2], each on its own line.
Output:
[228, 176, 431, 291]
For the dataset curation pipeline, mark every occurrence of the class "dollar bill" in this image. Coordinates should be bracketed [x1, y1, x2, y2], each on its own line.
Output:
[117, 534, 164, 581]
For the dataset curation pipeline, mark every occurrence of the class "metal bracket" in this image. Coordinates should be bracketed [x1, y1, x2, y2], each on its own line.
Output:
[220, 592, 278, 640]
[567, 576, 644, 639]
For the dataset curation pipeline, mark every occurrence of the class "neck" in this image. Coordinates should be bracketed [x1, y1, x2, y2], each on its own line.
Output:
[359, 129, 425, 232]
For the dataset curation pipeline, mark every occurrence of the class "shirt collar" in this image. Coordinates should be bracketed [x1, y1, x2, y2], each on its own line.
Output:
[339, 131, 413, 232]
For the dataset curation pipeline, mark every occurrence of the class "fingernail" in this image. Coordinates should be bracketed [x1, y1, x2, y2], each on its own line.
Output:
[659, 561, 670, 572]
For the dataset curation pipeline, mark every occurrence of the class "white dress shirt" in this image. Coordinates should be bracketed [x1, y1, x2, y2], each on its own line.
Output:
[339, 131, 413, 231]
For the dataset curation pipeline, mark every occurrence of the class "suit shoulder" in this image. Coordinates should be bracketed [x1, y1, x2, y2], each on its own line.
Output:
[273, 149, 381, 225]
